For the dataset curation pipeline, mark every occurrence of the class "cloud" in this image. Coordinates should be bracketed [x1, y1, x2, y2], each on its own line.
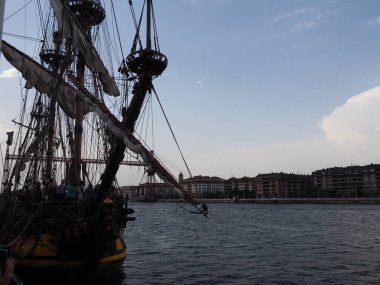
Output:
[321, 86, 380, 147]
[368, 16, 380, 25]
[290, 13, 325, 31]
[196, 80, 203, 88]
[190, 86, 380, 178]
[273, 7, 316, 22]
[0, 68, 19, 79]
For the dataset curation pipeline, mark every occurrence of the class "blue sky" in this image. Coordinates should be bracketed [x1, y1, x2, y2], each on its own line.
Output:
[1, 0, 380, 185]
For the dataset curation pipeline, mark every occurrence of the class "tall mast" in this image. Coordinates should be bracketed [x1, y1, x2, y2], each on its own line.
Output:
[1, 132, 13, 190]
[0, 0, 5, 52]
[146, 0, 152, 51]
[98, 0, 167, 198]
[66, 0, 106, 185]
[41, 32, 66, 179]
[74, 53, 85, 185]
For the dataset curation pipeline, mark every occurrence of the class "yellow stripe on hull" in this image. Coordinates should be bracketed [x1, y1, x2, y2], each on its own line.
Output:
[99, 251, 126, 264]
[16, 251, 126, 269]
[15, 236, 126, 269]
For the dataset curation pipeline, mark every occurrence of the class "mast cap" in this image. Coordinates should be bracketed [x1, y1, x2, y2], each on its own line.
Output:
[127, 49, 168, 76]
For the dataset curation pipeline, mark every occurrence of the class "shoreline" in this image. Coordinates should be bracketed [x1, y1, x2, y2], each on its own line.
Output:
[153, 198, 380, 204]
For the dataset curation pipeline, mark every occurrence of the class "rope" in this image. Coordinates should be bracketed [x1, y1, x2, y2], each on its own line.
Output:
[152, 86, 193, 178]
[3, 0, 33, 21]
[2, 32, 42, 42]
[129, 0, 145, 52]
[54, 206, 79, 222]
[175, 201, 206, 216]
[151, 1, 160, 52]
[110, 0, 126, 62]
[6, 214, 33, 248]
[175, 201, 192, 213]
[12, 274, 25, 285]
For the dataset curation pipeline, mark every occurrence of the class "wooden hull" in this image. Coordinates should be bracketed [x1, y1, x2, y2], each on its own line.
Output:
[13, 235, 126, 285]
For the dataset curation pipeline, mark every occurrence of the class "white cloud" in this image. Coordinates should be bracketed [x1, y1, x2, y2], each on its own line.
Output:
[321, 86, 380, 147]
[190, 86, 380, 178]
[273, 7, 316, 22]
[0, 68, 19, 79]
[290, 13, 325, 31]
[196, 80, 203, 88]
[368, 15, 380, 25]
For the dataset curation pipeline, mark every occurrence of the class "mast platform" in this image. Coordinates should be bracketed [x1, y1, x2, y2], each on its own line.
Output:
[127, 49, 168, 76]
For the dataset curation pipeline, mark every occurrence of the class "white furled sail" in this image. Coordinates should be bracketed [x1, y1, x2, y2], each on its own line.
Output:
[1, 40, 92, 118]
[50, 0, 120, 97]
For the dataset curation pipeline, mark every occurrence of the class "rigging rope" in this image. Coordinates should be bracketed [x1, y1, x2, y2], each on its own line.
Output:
[130, 0, 145, 52]
[2, 32, 42, 42]
[110, 0, 126, 63]
[150, 92, 155, 150]
[6, 214, 34, 248]
[151, 1, 160, 52]
[152, 86, 193, 178]
[3, 0, 33, 21]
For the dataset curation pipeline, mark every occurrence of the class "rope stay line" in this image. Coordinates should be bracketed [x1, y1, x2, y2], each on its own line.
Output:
[4, 0, 33, 21]
[2, 32, 42, 42]
[151, 86, 193, 179]
[129, 0, 145, 53]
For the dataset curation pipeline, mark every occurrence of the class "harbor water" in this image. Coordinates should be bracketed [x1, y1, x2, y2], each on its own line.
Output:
[117, 202, 380, 284]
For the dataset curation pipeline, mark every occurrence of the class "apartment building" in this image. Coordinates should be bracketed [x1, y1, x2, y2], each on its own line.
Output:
[255, 172, 313, 198]
[312, 164, 380, 197]
[181, 175, 225, 198]
[224, 176, 255, 198]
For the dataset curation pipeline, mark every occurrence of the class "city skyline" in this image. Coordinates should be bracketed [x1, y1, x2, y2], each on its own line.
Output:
[1, 0, 380, 185]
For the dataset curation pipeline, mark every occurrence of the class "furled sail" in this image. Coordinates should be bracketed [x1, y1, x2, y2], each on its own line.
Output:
[1, 40, 92, 118]
[67, 75, 205, 214]
[50, 0, 120, 97]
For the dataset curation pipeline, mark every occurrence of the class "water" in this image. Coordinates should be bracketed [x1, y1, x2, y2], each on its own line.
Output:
[119, 202, 380, 284]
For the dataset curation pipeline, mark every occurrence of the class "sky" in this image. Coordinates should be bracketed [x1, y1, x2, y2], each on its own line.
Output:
[1, 0, 380, 185]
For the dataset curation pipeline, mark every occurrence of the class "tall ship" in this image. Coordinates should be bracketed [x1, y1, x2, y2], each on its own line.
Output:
[0, 0, 207, 283]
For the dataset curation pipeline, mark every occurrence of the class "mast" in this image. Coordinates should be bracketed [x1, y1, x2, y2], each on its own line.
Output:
[74, 53, 85, 185]
[42, 32, 65, 179]
[0, 0, 5, 52]
[146, 0, 152, 51]
[98, 0, 167, 197]
[65, 0, 106, 185]
[1, 132, 13, 190]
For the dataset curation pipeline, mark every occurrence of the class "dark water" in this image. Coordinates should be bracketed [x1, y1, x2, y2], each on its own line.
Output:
[119, 202, 380, 285]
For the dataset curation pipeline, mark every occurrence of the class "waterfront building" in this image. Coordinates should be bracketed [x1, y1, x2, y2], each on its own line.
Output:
[120, 186, 137, 199]
[224, 176, 255, 198]
[123, 182, 178, 200]
[239, 176, 255, 198]
[312, 164, 380, 197]
[224, 177, 238, 198]
[182, 175, 225, 198]
[254, 172, 313, 198]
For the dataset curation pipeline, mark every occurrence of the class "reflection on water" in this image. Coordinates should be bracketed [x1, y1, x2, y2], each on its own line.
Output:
[82, 202, 380, 284]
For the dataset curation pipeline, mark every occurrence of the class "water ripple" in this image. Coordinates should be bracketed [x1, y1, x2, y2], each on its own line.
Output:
[121, 203, 380, 285]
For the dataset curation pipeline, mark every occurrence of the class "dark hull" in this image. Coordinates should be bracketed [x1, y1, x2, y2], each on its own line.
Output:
[15, 259, 125, 285]
[12, 236, 126, 285]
